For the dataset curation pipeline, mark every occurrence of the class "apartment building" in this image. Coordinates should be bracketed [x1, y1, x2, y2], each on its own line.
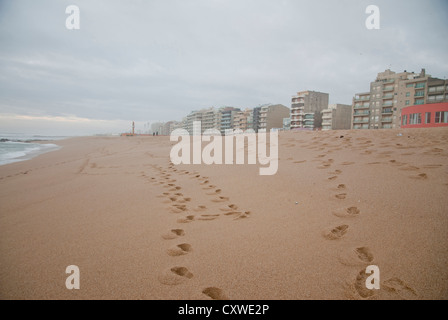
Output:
[252, 106, 262, 132]
[184, 110, 203, 134]
[258, 104, 290, 132]
[219, 107, 241, 135]
[291, 91, 329, 130]
[233, 108, 253, 131]
[201, 108, 220, 133]
[352, 69, 446, 129]
[321, 104, 352, 131]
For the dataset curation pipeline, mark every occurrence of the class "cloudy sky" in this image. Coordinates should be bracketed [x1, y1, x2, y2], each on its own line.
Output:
[0, 0, 447, 135]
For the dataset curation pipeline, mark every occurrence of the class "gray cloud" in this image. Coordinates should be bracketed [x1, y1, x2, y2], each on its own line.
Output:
[0, 0, 447, 134]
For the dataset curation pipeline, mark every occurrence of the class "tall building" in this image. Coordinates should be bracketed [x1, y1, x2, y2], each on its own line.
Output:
[252, 106, 262, 132]
[219, 107, 241, 135]
[185, 110, 203, 135]
[233, 108, 253, 131]
[201, 108, 220, 133]
[321, 104, 352, 131]
[351, 69, 446, 129]
[290, 91, 329, 130]
[259, 104, 290, 132]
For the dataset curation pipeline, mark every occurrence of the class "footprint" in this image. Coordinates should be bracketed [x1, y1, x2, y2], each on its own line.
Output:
[338, 246, 374, 266]
[355, 247, 374, 263]
[335, 193, 347, 200]
[162, 229, 185, 240]
[202, 287, 228, 300]
[324, 225, 349, 240]
[170, 204, 188, 213]
[220, 204, 238, 212]
[212, 196, 230, 203]
[328, 176, 338, 181]
[399, 166, 420, 172]
[337, 184, 346, 189]
[333, 207, 360, 218]
[354, 269, 375, 298]
[159, 267, 194, 285]
[223, 211, 242, 216]
[198, 214, 220, 221]
[410, 173, 427, 180]
[234, 211, 251, 220]
[329, 169, 342, 175]
[193, 205, 207, 212]
[177, 215, 195, 223]
[167, 243, 193, 256]
[383, 278, 417, 299]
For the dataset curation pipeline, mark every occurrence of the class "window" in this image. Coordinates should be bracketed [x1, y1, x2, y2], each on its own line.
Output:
[406, 92, 410, 97]
[435, 95, 444, 100]
[436, 111, 448, 123]
[415, 99, 424, 105]
[406, 83, 414, 88]
[415, 91, 425, 97]
[425, 112, 431, 124]
[405, 100, 410, 106]
[402, 115, 407, 125]
[415, 83, 426, 88]
[409, 113, 422, 125]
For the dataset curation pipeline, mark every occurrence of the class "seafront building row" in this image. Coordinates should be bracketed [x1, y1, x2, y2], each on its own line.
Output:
[145, 68, 448, 136]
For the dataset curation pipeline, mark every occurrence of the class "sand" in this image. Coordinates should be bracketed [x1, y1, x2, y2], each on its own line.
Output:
[0, 128, 447, 300]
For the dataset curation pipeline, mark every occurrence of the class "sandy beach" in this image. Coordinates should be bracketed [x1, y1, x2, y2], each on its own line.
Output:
[0, 128, 447, 300]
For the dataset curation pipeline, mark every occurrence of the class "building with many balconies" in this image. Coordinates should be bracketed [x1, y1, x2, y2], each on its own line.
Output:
[352, 69, 446, 129]
[290, 91, 329, 130]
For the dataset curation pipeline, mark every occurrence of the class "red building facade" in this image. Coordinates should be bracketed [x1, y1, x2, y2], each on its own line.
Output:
[401, 103, 448, 128]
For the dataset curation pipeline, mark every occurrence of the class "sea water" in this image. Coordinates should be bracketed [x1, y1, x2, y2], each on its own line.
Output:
[0, 133, 66, 166]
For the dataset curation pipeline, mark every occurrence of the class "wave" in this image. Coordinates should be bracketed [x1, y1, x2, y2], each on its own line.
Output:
[0, 141, 61, 166]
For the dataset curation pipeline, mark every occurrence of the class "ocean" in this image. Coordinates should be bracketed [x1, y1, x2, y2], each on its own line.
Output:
[0, 133, 67, 166]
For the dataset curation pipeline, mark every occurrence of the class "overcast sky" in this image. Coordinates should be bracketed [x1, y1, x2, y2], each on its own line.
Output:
[0, 0, 447, 135]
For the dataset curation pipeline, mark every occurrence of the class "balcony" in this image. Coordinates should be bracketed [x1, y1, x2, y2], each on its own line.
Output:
[353, 119, 369, 124]
[383, 86, 394, 92]
[383, 101, 393, 107]
[383, 94, 394, 99]
[382, 109, 393, 115]
[354, 104, 370, 109]
[353, 111, 369, 116]
[354, 96, 370, 102]
[381, 117, 393, 123]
